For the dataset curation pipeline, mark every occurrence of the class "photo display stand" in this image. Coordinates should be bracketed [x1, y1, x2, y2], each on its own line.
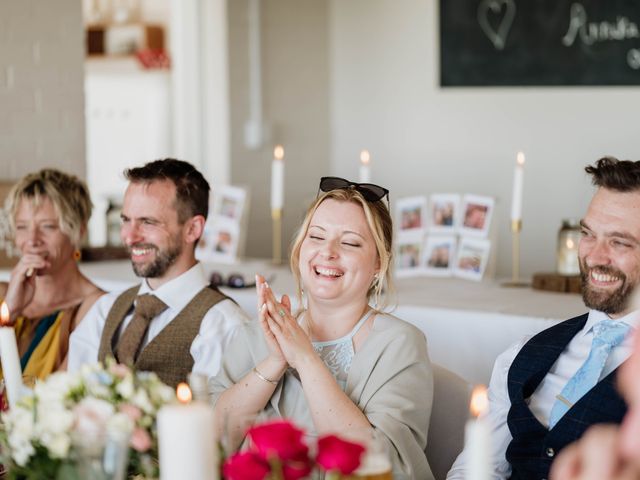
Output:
[394, 193, 496, 282]
[196, 185, 250, 264]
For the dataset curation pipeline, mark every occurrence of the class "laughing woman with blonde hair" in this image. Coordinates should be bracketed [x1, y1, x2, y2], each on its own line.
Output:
[0, 169, 104, 379]
[211, 177, 434, 480]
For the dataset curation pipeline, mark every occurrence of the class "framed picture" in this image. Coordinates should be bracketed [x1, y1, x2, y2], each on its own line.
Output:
[396, 196, 427, 232]
[423, 235, 457, 277]
[213, 185, 247, 222]
[395, 232, 424, 277]
[459, 194, 494, 238]
[196, 185, 250, 264]
[428, 194, 460, 233]
[454, 237, 491, 281]
[196, 223, 240, 264]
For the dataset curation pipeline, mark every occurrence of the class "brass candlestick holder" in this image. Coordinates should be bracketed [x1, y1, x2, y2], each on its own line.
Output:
[502, 220, 530, 287]
[272, 208, 282, 265]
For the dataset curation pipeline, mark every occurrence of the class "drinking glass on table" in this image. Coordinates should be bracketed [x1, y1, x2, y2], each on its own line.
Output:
[71, 428, 131, 480]
[351, 429, 393, 480]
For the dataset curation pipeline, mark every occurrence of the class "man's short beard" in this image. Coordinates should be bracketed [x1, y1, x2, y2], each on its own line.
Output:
[580, 261, 635, 315]
[129, 243, 181, 278]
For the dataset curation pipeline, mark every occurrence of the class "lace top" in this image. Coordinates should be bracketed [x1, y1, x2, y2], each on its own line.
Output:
[310, 309, 374, 390]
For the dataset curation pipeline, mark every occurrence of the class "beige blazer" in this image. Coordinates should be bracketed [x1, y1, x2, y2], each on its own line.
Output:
[211, 312, 435, 480]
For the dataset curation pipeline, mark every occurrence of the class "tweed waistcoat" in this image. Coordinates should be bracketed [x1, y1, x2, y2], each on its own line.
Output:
[98, 284, 229, 388]
[506, 313, 627, 480]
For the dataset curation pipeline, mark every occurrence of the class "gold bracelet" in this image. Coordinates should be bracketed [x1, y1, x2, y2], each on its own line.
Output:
[253, 367, 278, 385]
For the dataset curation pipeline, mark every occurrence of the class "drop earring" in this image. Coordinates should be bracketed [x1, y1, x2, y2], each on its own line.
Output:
[301, 284, 308, 310]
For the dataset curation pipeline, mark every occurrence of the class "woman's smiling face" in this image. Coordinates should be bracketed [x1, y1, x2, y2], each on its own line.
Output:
[298, 199, 379, 306]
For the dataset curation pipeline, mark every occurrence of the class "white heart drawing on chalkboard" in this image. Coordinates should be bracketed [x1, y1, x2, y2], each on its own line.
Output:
[477, 0, 516, 51]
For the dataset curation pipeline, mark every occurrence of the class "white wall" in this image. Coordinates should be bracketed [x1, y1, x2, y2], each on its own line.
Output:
[329, 0, 640, 278]
[0, 0, 85, 179]
[229, 0, 331, 259]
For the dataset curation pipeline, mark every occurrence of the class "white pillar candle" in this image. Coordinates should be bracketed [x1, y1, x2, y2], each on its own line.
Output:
[510, 152, 525, 222]
[359, 149, 371, 183]
[465, 385, 490, 480]
[0, 302, 24, 409]
[271, 145, 285, 211]
[158, 383, 217, 480]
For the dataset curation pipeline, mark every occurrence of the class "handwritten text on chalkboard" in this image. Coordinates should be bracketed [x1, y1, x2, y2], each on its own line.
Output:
[441, 0, 640, 85]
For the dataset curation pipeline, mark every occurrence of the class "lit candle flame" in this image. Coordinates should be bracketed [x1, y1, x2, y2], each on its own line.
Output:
[516, 151, 525, 166]
[176, 382, 192, 404]
[470, 385, 489, 418]
[274, 145, 284, 161]
[0, 302, 9, 326]
[360, 149, 371, 166]
[566, 238, 575, 249]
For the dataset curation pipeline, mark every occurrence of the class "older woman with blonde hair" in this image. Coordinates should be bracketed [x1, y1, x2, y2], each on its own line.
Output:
[0, 169, 104, 378]
[211, 177, 434, 480]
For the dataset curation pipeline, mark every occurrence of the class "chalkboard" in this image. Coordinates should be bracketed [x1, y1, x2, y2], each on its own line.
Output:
[440, 0, 640, 86]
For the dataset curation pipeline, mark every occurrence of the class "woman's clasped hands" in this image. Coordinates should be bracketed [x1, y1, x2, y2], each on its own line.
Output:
[255, 274, 315, 371]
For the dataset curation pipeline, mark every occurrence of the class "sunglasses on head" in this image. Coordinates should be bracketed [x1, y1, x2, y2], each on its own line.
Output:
[318, 177, 390, 205]
[210, 272, 275, 289]
[210, 272, 255, 289]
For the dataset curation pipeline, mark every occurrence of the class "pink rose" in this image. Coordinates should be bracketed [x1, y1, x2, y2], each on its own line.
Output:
[130, 427, 152, 452]
[247, 420, 308, 461]
[73, 398, 114, 438]
[119, 403, 142, 422]
[109, 363, 131, 378]
[316, 434, 365, 475]
[223, 451, 270, 480]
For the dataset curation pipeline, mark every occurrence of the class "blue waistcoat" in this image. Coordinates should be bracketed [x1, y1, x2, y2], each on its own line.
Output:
[505, 313, 627, 480]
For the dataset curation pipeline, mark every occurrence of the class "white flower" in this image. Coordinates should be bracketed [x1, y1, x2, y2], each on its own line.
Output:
[36, 406, 74, 435]
[5, 406, 37, 465]
[149, 382, 175, 405]
[131, 389, 153, 414]
[5, 406, 35, 440]
[35, 371, 80, 404]
[107, 412, 134, 436]
[42, 432, 71, 459]
[12, 441, 35, 466]
[115, 375, 135, 400]
[72, 397, 114, 438]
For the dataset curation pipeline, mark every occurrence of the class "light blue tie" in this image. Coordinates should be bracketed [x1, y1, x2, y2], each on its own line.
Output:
[548, 319, 631, 428]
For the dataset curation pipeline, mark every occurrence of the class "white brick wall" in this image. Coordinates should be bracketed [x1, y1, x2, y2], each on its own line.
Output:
[0, 0, 86, 180]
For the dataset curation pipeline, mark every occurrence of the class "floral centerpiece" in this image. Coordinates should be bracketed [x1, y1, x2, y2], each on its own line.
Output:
[222, 420, 366, 480]
[0, 360, 175, 480]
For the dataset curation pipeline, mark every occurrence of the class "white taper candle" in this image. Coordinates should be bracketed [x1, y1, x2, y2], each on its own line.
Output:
[271, 145, 285, 210]
[510, 152, 525, 222]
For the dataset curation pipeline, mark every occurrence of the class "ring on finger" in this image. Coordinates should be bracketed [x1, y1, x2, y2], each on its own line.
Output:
[278, 309, 286, 317]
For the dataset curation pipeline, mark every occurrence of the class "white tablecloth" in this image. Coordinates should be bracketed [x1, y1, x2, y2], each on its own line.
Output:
[1, 260, 585, 384]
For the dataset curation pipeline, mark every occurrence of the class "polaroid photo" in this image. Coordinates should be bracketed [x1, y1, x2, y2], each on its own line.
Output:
[213, 185, 247, 222]
[428, 194, 460, 233]
[196, 222, 240, 264]
[396, 196, 427, 233]
[422, 235, 457, 277]
[395, 231, 425, 277]
[459, 194, 495, 238]
[454, 237, 491, 281]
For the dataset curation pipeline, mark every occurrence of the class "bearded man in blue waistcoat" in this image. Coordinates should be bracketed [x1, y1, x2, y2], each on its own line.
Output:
[448, 156, 640, 480]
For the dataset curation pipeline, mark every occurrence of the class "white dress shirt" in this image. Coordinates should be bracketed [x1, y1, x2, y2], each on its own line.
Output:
[447, 309, 639, 480]
[68, 262, 250, 378]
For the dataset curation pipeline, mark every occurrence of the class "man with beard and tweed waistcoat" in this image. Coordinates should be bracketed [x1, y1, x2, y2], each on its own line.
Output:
[449, 157, 640, 480]
[68, 159, 249, 387]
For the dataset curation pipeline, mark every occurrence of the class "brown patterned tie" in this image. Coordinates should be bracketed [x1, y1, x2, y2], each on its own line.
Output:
[115, 294, 168, 365]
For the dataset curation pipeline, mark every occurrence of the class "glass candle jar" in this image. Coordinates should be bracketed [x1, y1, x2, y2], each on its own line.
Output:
[557, 219, 581, 275]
